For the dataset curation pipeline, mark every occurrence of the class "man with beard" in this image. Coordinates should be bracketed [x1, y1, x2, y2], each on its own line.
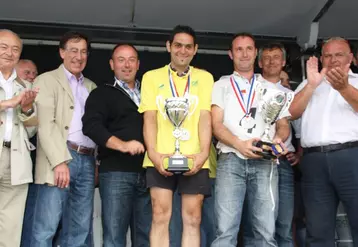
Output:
[138, 25, 214, 247]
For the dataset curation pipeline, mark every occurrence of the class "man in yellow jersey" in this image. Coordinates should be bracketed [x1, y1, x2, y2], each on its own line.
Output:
[138, 25, 214, 247]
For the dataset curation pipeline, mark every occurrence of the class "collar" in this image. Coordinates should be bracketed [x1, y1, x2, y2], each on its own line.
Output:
[114, 77, 140, 90]
[0, 69, 17, 83]
[169, 64, 190, 77]
[233, 71, 261, 84]
[62, 64, 84, 84]
[348, 69, 358, 78]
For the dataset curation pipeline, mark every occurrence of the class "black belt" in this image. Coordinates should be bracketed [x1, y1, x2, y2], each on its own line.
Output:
[304, 141, 358, 154]
[3, 141, 11, 148]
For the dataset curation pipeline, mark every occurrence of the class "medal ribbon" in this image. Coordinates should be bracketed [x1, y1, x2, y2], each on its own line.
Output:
[230, 75, 256, 115]
[168, 67, 190, 97]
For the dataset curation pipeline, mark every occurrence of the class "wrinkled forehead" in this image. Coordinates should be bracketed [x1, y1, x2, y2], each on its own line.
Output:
[262, 48, 283, 56]
[0, 30, 22, 48]
[322, 40, 351, 54]
[24, 63, 37, 71]
[64, 38, 88, 49]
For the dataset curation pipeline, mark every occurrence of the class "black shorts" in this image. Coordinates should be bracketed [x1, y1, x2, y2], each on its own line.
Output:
[146, 167, 211, 196]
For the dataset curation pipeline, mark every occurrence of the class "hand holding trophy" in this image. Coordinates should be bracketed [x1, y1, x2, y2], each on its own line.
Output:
[156, 95, 198, 174]
[254, 83, 294, 160]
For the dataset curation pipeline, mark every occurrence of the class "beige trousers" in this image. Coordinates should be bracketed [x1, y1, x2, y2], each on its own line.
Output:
[0, 147, 28, 247]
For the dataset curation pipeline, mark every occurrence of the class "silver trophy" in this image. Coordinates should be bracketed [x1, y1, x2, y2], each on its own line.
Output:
[254, 83, 294, 159]
[156, 95, 198, 173]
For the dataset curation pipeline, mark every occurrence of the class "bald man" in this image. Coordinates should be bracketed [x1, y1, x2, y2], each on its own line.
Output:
[0, 29, 38, 247]
[290, 37, 358, 247]
[16, 59, 38, 83]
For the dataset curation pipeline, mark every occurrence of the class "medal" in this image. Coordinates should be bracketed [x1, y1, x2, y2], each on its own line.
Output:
[168, 67, 190, 97]
[230, 75, 256, 129]
[240, 114, 256, 129]
[179, 128, 190, 141]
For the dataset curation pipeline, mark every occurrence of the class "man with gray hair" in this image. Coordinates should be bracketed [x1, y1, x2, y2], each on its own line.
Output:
[0, 29, 38, 247]
[290, 37, 358, 247]
[16, 59, 38, 83]
[243, 42, 300, 247]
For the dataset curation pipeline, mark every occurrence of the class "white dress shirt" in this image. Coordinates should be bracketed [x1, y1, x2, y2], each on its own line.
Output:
[0, 70, 17, 142]
[295, 70, 358, 147]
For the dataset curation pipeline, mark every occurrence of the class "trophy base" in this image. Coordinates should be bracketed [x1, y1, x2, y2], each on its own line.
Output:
[253, 141, 284, 160]
[167, 156, 190, 174]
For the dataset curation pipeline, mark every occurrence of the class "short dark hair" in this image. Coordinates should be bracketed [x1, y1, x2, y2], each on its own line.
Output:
[258, 42, 286, 61]
[59, 31, 91, 51]
[168, 25, 197, 45]
[230, 32, 256, 50]
[111, 43, 139, 59]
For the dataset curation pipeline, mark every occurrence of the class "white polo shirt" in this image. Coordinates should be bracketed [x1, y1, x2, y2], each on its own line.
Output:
[295, 70, 358, 147]
[212, 72, 290, 159]
[0, 70, 16, 142]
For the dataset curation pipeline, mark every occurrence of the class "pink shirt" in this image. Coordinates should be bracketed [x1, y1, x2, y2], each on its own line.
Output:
[63, 65, 95, 148]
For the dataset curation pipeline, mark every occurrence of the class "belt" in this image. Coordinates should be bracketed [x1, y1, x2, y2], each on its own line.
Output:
[304, 141, 358, 154]
[3, 141, 11, 148]
[67, 141, 95, 156]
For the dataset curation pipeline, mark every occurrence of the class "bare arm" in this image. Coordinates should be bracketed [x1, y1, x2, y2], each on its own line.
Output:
[198, 110, 212, 157]
[211, 105, 261, 158]
[212, 105, 241, 149]
[290, 57, 327, 120]
[143, 110, 158, 157]
[143, 110, 172, 176]
[326, 65, 358, 112]
[339, 85, 358, 112]
[106, 136, 144, 155]
[184, 110, 212, 175]
[274, 117, 290, 142]
[289, 84, 315, 120]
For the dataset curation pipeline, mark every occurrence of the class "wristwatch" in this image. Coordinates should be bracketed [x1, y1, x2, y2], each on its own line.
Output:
[21, 107, 34, 116]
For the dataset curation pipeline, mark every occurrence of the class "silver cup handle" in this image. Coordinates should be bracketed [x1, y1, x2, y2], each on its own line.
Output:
[187, 95, 198, 118]
[282, 91, 294, 115]
[156, 95, 167, 120]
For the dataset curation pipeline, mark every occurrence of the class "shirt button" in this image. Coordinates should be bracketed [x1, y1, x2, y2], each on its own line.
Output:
[70, 106, 74, 110]
[65, 126, 69, 130]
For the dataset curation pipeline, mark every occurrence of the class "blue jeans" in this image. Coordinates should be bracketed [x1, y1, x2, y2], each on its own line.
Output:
[211, 153, 278, 247]
[243, 158, 294, 247]
[30, 150, 95, 247]
[301, 147, 358, 247]
[169, 179, 216, 247]
[99, 171, 151, 247]
[275, 158, 294, 247]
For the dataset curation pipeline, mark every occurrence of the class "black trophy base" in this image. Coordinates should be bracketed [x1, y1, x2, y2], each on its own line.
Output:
[167, 156, 190, 174]
[253, 141, 283, 160]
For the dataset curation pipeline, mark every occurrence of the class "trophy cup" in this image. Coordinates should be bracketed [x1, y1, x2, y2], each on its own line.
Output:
[156, 95, 198, 174]
[254, 84, 294, 160]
